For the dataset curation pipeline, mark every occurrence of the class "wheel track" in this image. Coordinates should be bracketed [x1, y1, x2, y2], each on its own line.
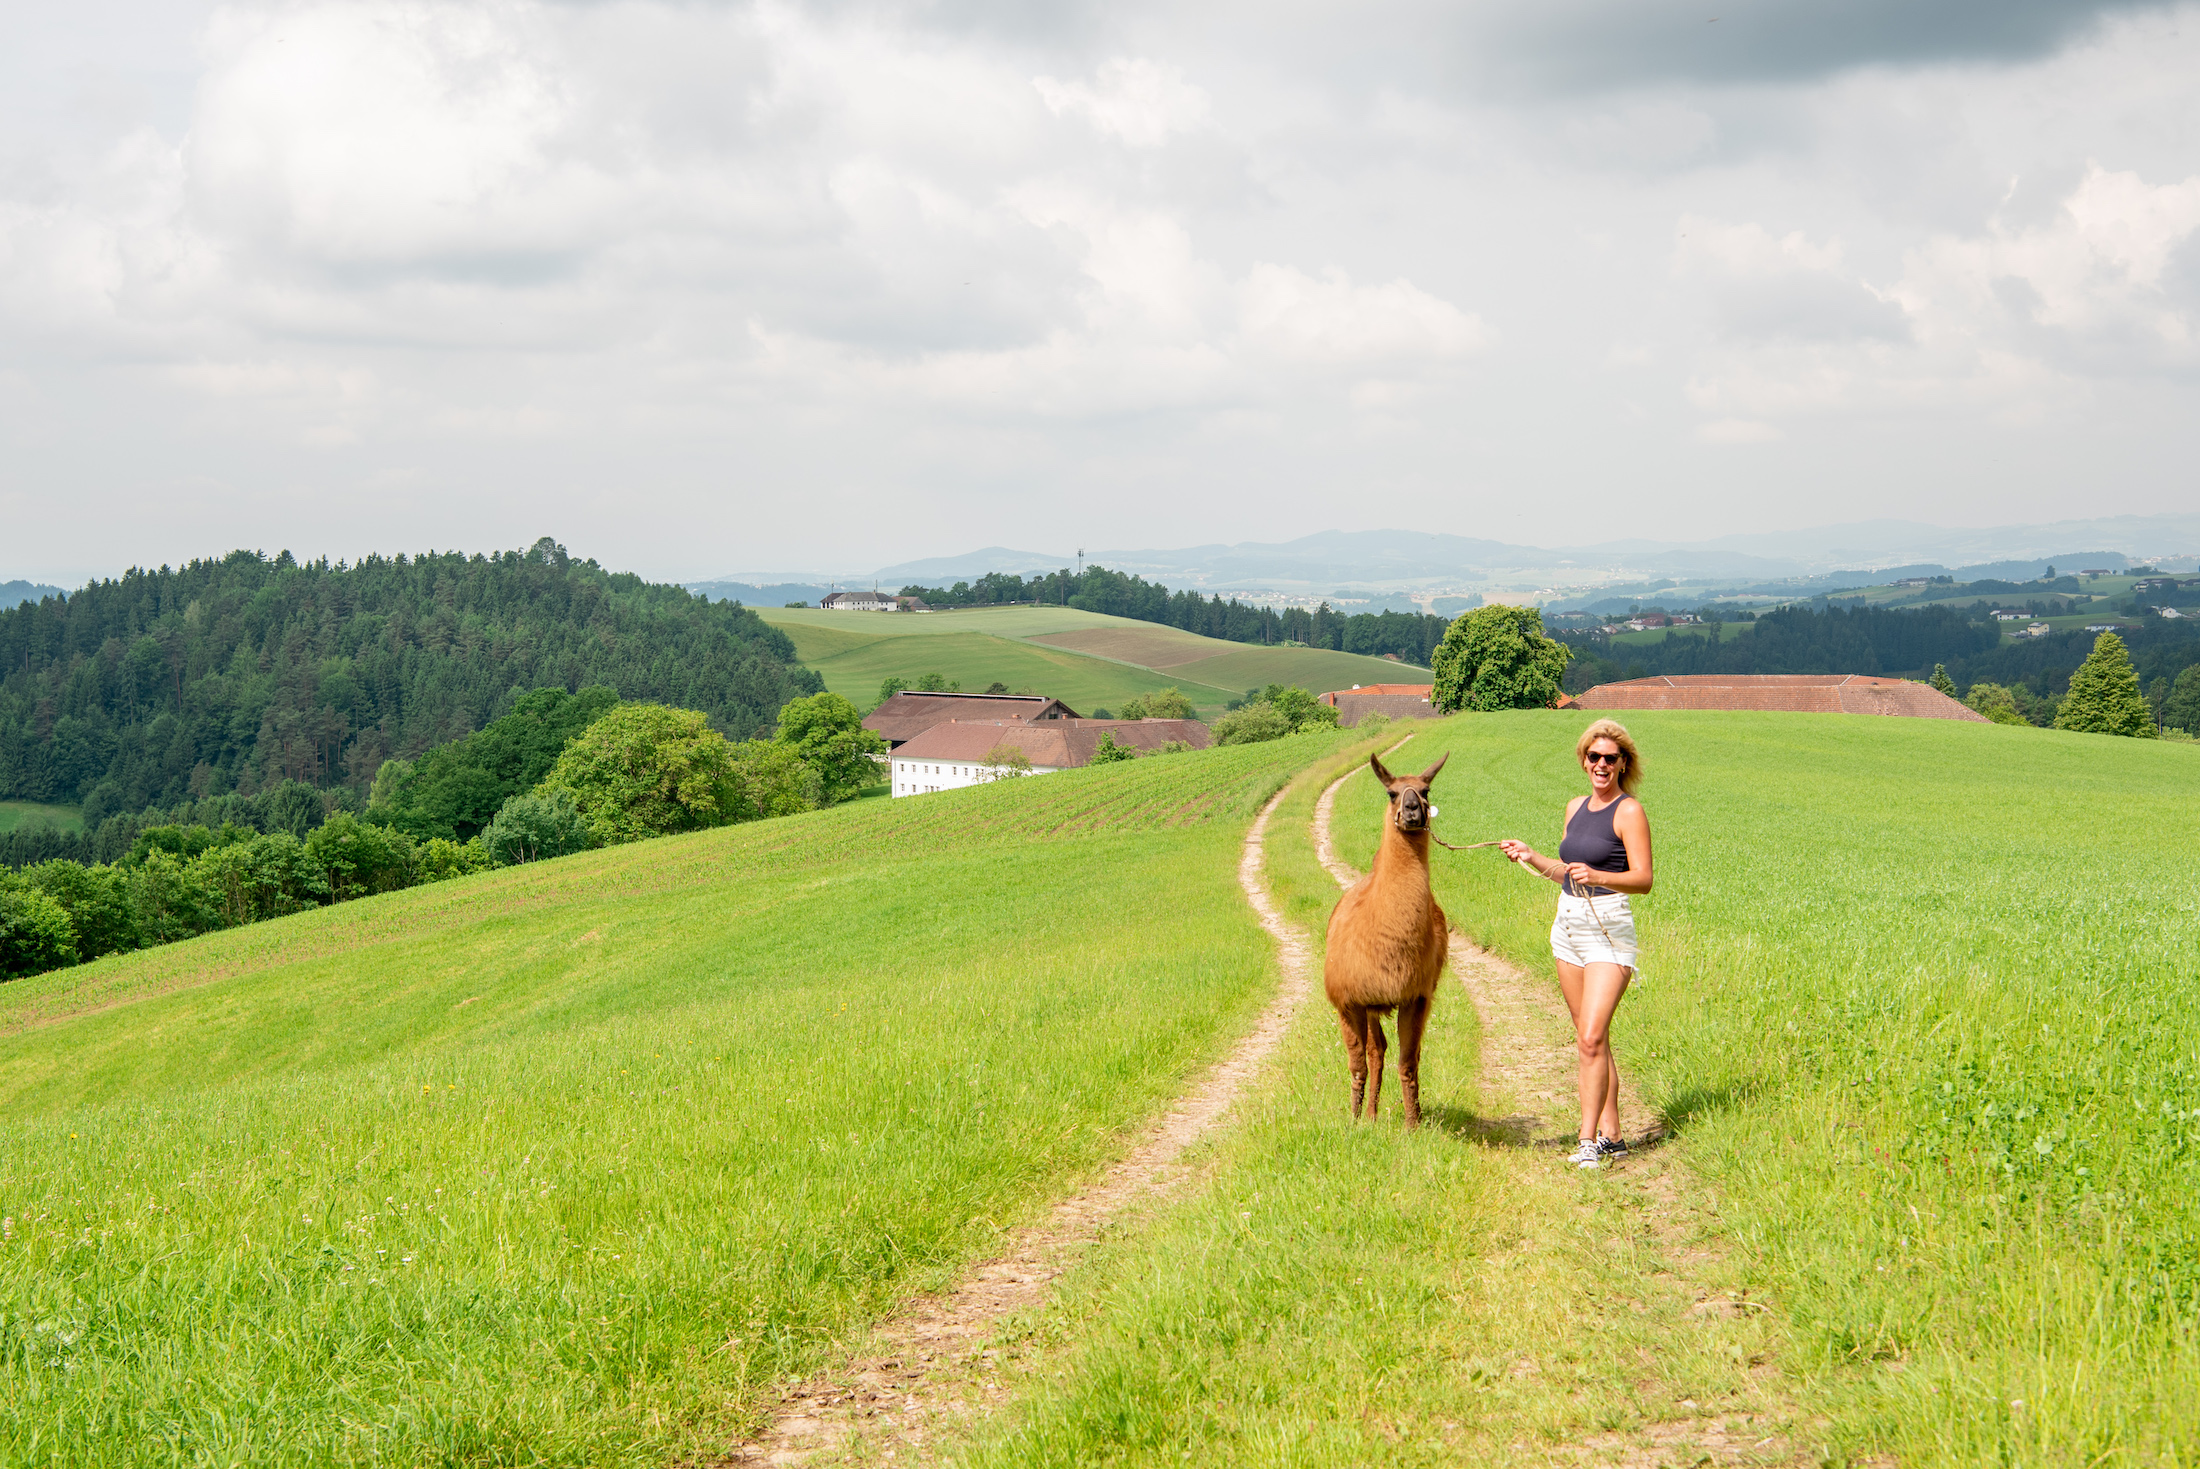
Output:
[722, 783, 1316, 1465]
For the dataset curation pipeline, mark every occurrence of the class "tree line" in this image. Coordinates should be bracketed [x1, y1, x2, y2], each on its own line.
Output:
[896, 566, 1454, 664]
[0, 688, 887, 981]
[0, 538, 822, 830]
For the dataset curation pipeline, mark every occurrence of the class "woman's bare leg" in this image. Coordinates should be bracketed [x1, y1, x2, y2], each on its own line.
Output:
[1558, 960, 1631, 1141]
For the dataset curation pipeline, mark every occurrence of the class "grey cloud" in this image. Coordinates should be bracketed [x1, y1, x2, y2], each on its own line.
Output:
[1712, 275, 1912, 344]
[1436, 0, 2181, 91]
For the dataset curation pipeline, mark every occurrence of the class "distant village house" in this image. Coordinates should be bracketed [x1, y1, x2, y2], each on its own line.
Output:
[890, 718, 1210, 796]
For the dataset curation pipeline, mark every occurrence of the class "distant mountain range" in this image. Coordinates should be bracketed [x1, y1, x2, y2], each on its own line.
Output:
[1, 581, 66, 609]
[696, 514, 2200, 603]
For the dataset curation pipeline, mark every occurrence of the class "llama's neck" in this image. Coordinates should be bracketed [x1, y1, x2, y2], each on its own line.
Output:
[1369, 819, 1431, 890]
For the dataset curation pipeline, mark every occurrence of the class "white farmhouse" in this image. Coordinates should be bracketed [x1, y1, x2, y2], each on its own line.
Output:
[819, 589, 897, 610]
[890, 718, 1211, 797]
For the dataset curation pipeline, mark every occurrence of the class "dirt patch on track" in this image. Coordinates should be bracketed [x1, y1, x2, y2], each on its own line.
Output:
[719, 788, 1316, 1465]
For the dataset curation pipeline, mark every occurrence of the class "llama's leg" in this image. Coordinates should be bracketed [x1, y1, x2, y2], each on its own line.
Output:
[1336, 1006, 1369, 1118]
[1396, 995, 1431, 1130]
[1363, 1010, 1388, 1121]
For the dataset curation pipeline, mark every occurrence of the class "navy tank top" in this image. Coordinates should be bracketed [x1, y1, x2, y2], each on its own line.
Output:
[1559, 795, 1632, 896]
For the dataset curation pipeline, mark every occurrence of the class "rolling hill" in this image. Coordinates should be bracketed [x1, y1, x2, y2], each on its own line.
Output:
[10, 705, 2193, 1465]
[757, 606, 1428, 715]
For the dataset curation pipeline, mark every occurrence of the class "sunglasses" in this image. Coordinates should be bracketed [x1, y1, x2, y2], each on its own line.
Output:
[1585, 751, 1624, 766]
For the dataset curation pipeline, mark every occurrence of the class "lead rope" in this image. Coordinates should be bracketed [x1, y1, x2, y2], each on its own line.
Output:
[1429, 824, 1630, 960]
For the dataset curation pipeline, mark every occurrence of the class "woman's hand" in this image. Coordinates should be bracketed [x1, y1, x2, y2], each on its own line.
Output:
[1498, 840, 1536, 866]
[1565, 862, 1600, 890]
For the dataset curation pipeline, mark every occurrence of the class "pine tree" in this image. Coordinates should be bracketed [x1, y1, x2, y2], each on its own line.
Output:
[2053, 632, 2154, 737]
[1930, 664, 1955, 696]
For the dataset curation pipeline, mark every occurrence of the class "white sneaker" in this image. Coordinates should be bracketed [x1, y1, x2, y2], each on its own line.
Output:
[1569, 1138, 1602, 1170]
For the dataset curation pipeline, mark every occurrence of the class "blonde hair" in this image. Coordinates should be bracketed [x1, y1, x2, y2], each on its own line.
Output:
[1576, 718, 1642, 797]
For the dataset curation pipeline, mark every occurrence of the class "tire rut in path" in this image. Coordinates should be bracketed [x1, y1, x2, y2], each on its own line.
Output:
[721, 787, 1315, 1466]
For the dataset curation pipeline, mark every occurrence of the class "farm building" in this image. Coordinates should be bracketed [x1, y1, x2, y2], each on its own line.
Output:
[1319, 684, 1575, 725]
[864, 691, 1082, 750]
[1575, 674, 1986, 721]
[890, 718, 1211, 797]
[1320, 683, 1437, 727]
[820, 589, 897, 610]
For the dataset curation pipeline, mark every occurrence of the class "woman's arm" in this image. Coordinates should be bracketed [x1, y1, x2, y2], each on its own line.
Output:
[1498, 799, 1583, 883]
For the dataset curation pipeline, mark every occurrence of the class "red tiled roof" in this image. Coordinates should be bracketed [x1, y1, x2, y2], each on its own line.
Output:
[862, 691, 1082, 745]
[888, 718, 1211, 767]
[1575, 674, 1987, 721]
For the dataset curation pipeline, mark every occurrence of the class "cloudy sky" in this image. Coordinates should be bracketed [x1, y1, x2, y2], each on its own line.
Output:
[4, 0, 2198, 583]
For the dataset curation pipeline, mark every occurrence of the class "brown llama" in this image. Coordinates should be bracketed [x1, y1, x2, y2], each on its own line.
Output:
[1323, 752, 1450, 1126]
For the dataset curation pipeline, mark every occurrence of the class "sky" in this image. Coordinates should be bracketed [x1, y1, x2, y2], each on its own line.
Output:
[3, 0, 2198, 585]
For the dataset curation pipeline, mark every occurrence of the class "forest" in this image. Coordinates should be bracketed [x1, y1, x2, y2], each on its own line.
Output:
[0, 538, 822, 827]
[896, 565, 1454, 664]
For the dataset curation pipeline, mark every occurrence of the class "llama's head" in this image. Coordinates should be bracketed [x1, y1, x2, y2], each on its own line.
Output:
[1369, 751, 1448, 833]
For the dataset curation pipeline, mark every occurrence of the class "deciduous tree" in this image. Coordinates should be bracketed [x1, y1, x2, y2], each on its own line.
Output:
[1432, 606, 1570, 713]
[538, 703, 746, 843]
[773, 693, 887, 803]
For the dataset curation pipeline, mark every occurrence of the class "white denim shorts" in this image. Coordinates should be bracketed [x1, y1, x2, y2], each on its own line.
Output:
[1551, 890, 1637, 970]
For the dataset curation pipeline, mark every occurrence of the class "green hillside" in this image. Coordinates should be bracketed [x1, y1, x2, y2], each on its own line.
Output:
[760, 606, 1428, 715]
[0, 729, 1367, 1466]
[12, 705, 2196, 1465]
[947, 711, 2200, 1467]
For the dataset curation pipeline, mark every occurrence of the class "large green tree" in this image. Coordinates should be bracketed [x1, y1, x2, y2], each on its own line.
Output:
[2164, 664, 2200, 735]
[773, 693, 886, 803]
[538, 704, 747, 844]
[2054, 632, 2154, 737]
[1432, 605, 1571, 713]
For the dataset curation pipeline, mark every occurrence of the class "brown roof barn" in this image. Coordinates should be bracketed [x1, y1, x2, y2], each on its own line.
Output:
[890, 718, 1210, 768]
[1317, 683, 1576, 725]
[1575, 674, 1986, 721]
[1320, 683, 1436, 727]
[863, 691, 1082, 748]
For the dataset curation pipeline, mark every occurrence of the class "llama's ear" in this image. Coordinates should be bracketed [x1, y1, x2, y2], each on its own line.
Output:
[1368, 753, 1395, 787]
[1418, 752, 1449, 784]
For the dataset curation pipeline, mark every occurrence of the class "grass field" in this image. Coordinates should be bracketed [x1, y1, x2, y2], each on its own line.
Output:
[0, 799, 81, 835]
[760, 607, 1427, 715]
[0, 730, 1364, 1467]
[15, 708, 2197, 1465]
[941, 710, 2200, 1466]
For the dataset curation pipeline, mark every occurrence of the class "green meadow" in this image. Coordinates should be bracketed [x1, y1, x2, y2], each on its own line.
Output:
[9, 708, 2198, 1466]
[760, 606, 1425, 715]
[0, 801, 80, 836]
[0, 732, 1360, 1466]
[945, 712, 2200, 1466]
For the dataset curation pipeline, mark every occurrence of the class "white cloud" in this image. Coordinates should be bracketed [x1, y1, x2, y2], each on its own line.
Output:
[1237, 263, 1488, 364]
[1033, 58, 1210, 147]
[2, 0, 2199, 579]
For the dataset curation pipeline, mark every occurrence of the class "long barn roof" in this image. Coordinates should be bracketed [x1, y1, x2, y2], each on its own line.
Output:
[1576, 674, 1986, 721]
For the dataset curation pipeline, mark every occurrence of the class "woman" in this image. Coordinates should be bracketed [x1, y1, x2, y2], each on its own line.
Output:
[1499, 719, 1653, 1170]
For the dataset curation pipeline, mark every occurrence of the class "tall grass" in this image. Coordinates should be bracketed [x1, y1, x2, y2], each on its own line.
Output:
[0, 733, 1357, 1466]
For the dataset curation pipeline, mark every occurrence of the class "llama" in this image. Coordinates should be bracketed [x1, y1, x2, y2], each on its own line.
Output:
[1323, 752, 1450, 1126]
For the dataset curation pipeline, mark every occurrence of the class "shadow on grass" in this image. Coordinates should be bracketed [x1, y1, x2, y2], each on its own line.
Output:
[1655, 1078, 1758, 1132]
[1417, 1102, 1684, 1156]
